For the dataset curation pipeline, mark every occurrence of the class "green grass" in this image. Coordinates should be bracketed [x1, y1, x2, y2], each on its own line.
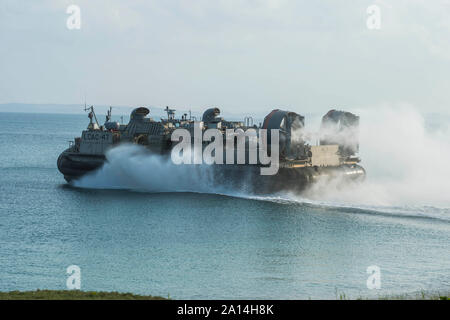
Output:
[374, 292, 449, 300]
[0, 290, 168, 300]
[1, 289, 448, 300]
[335, 289, 449, 300]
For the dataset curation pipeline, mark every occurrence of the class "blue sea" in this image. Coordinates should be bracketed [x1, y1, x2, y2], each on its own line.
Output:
[0, 111, 449, 299]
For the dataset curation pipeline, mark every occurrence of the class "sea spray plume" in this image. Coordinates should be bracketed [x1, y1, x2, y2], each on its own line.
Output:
[302, 105, 450, 209]
[359, 105, 450, 207]
[73, 144, 254, 195]
[74, 144, 215, 192]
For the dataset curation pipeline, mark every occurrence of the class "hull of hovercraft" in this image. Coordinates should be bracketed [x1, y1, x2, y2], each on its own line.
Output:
[57, 150, 106, 182]
[57, 149, 365, 192]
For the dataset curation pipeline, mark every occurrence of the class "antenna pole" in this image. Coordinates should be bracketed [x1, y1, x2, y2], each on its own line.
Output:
[91, 106, 99, 126]
[165, 106, 169, 120]
[106, 106, 112, 122]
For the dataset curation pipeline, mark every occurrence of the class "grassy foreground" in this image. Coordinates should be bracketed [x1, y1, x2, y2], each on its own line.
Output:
[0, 290, 448, 300]
[340, 292, 448, 300]
[375, 293, 448, 300]
[0, 290, 167, 300]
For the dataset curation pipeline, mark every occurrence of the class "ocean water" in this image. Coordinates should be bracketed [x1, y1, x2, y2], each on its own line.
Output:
[0, 111, 449, 299]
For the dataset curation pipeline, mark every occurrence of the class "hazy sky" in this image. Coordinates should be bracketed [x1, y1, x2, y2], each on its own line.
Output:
[1, 0, 450, 115]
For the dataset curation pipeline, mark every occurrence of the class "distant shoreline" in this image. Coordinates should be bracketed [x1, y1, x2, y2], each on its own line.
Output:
[0, 103, 310, 121]
[0, 103, 242, 119]
[0, 103, 148, 116]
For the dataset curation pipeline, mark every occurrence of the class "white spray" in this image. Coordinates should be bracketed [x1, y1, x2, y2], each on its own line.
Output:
[73, 145, 218, 193]
[303, 104, 450, 211]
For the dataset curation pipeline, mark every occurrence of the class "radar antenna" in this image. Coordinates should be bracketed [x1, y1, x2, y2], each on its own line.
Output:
[105, 106, 112, 123]
[165, 106, 176, 121]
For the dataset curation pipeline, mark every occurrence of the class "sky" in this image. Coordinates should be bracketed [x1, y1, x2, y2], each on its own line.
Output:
[1, 0, 450, 116]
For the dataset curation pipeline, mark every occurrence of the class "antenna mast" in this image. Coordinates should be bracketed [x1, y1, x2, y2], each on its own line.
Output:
[106, 106, 112, 122]
[84, 105, 100, 128]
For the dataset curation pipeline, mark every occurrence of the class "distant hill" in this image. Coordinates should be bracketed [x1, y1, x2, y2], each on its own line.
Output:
[0, 103, 328, 124]
[0, 103, 253, 121]
[0, 103, 165, 116]
[0, 103, 244, 120]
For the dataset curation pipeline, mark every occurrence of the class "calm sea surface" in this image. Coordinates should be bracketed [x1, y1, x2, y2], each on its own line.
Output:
[0, 112, 449, 299]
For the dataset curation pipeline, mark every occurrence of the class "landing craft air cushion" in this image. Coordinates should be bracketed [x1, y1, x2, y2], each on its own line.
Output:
[57, 106, 365, 193]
